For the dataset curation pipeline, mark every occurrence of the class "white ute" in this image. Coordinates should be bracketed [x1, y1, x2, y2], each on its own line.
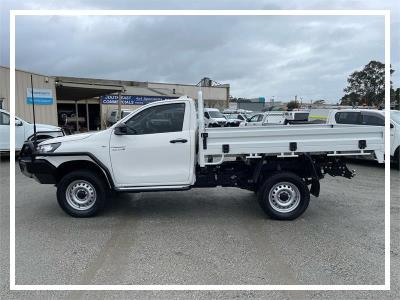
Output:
[326, 108, 400, 168]
[19, 93, 384, 220]
[0, 109, 64, 153]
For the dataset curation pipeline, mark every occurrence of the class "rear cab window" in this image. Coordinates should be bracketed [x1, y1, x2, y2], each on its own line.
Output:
[335, 112, 361, 124]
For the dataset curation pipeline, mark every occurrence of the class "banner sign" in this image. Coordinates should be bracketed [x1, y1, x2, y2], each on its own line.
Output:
[26, 88, 54, 105]
[101, 95, 177, 105]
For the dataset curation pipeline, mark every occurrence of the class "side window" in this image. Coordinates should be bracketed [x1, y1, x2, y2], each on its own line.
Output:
[258, 115, 264, 122]
[249, 115, 260, 122]
[238, 115, 244, 120]
[361, 113, 384, 126]
[204, 112, 210, 119]
[335, 112, 361, 124]
[125, 103, 185, 135]
[0, 112, 10, 125]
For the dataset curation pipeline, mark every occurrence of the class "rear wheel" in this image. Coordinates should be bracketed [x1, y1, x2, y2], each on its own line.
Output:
[257, 172, 310, 220]
[57, 170, 107, 217]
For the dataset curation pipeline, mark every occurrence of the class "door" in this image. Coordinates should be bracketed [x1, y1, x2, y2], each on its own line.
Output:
[265, 112, 284, 124]
[109, 102, 192, 187]
[247, 114, 263, 126]
[0, 111, 10, 151]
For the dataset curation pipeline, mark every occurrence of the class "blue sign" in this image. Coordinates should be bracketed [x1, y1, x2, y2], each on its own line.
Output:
[101, 95, 177, 105]
[26, 88, 54, 105]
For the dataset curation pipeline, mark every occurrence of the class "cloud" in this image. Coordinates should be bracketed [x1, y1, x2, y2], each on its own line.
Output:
[1, 0, 399, 103]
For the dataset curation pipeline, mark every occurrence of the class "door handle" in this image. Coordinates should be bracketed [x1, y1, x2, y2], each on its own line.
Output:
[170, 138, 187, 144]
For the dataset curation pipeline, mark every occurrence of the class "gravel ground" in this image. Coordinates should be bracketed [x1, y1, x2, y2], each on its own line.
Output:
[0, 157, 399, 299]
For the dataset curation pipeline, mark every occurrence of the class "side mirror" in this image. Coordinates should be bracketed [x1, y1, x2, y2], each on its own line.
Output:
[15, 119, 23, 126]
[114, 123, 128, 135]
[390, 123, 394, 129]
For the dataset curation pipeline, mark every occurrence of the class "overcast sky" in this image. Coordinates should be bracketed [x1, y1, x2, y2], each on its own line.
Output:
[1, 0, 399, 103]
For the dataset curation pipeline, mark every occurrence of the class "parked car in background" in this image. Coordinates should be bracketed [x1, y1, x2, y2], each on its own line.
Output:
[326, 108, 400, 169]
[241, 110, 310, 127]
[204, 108, 227, 127]
[223, 109, 253, 119]
[106, 109, 134, 126]
[223, 113, 247, 127]
[0, 109, 64, 153]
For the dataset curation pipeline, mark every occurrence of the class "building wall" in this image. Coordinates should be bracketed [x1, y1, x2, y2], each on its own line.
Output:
[0, 67, 10, 110]
[0, 66, 58, 125]
[1, 66, 230, 129]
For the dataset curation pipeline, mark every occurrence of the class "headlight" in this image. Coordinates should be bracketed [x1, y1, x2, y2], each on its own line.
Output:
[37, 142, 61, 153]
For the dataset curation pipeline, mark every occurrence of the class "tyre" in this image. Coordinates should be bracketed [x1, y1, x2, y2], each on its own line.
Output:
[57, 170, 107, 217]
[257, 172, 310, 220]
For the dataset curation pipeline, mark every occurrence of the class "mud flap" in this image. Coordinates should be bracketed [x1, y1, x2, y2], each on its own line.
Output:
[310, 178, 320, 197]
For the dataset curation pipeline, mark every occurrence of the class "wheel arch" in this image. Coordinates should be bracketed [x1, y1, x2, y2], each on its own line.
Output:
[254, 155, 322, 197]
[55, 160, 113, 189]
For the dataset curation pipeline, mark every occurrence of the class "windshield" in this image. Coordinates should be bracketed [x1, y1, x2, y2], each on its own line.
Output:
[225, 114, 238, 119]
[208, 110, 224, 118]
[391, 111, 400, 124]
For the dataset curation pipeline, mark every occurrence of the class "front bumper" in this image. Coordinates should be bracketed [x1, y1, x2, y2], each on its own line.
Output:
[19, 142, 57, 184]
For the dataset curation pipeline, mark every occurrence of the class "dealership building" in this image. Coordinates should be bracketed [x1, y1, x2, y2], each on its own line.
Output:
[0, 66, 230, 131]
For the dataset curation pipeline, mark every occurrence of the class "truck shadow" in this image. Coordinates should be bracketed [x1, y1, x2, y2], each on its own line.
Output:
[346, 157, 399, 170]
[103, 189, 268, 220]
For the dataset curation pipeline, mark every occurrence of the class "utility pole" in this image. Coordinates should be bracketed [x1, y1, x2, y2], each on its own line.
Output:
[117, 91, 122, 121]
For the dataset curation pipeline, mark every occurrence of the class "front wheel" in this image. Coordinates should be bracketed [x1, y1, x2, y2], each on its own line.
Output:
[257, 172, 310, 220]
[57, 170, 107, 217]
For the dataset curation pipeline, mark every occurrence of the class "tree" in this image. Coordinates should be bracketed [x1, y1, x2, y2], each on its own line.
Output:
[341, 60, 394, 107]
[340, 92, 360, 106]
[287, 100, 300, 110]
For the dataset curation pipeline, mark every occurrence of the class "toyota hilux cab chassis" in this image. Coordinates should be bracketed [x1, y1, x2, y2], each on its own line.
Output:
[19, 92, 385, 220]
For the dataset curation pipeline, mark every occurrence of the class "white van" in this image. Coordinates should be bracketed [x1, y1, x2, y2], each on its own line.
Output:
[203, 108, 227, 127]
[0, 109, 64, 153]
[326, 109, 400, 168]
